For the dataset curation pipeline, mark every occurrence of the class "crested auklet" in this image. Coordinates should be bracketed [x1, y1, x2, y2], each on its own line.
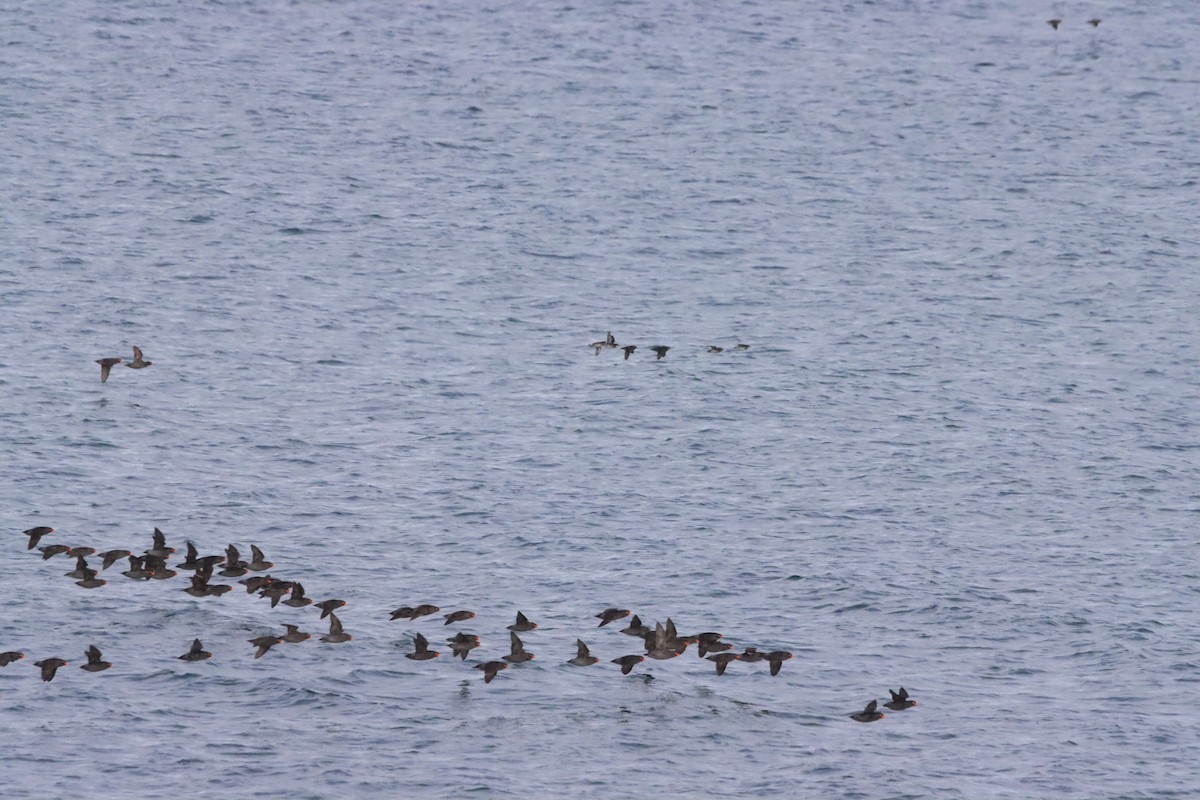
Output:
[0, 651, 26, 667]
[596, 608, 631, 627]
[591, 331, 618, 355]
[320, 612, 351, 643]
[765, 650, 793, 676]
[39, 544, 70, 560]
[282, 582, 313, 608]
[35, 657, 68, 682]
[179, 639, 212, 661]
[621, 615, 651, 637]
[249, 635, 283, 659]
[612, 654, 645, 675]
[884, 687, 917, 710]
[503, 631, 535, 663]
[1047, 18, 1061, 29]
[81, 645, 111, 672]
[621, 345, 637, 360]
[507, 611, 538, 632]
[246, 544, 274, 571]
[448, 633, 481, 660]
[126, 345, 152, 370]
[281, 624, 311, 644]
[96, 357, 122, 383]
[649, 345, 670, 360]
[315, 598, 347, 619]
[443, 610, 475, 625]
[706, 346, 724, 353]
[707, 652, 740, 675]
[98, 549, 132, 570]
[850, 700, 884, 722]
[24, 526, 54, 550]
[75, 568, 107, 589]
[476, 660, 508, 683]
[567, 639, 599, 666]
[406, 632, 439, 661]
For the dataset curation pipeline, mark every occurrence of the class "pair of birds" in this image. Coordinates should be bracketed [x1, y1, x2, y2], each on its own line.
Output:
[849, 688, 918, 722]
[1047, 18, 1101, 29]
[248, 614, 351, 658]
[96, 346, 152, 383]
[590, 332, 670, 360]
[0, 646, 111, 681]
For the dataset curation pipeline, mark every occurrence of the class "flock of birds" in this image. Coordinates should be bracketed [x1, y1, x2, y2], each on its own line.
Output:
[9, 341, 919, 721]
[589, 331, 751, 360]
[8, 523, 916, 722]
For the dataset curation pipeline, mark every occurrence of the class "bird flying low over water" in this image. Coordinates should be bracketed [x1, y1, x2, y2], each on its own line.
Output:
[649, 345, 670, 360]
[35, 657, 69, 682]
[126, 345, 152, 369]
[321, 613, 351, 643]
[448, 633, 481, 660]
[503, 631, 535, 663]
[596, 608, 630, 627]
[95, 357, 121, 383]
[475, 660, 508, 683]
[884, 687, 917, 710]
[179, 639, 212, 662]
[24, 526, 54, 550]
[850, 700, 884, 722]
[249, 635, 283, 659]
[81, 645, 111, 672]
[281, 625, 311, 644]
[591, 331, 618, 355]
[0, 652, 26, 667]
[406, 632, 439, 661]
[567, 639, 599, 666]
[443, 610, 475, 625]
[621, 345, 637, 360]
[507, 611, 537, 632]
[315, 598, 347, 619]
[708, 652, 739, 675]
[612, 654, 645, 675]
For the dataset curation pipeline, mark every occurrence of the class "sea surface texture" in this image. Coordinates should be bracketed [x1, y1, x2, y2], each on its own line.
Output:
[2, 0, 1198, 797]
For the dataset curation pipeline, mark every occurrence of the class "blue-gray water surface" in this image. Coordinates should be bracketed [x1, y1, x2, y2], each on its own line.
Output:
[2, 0, 1198, 797]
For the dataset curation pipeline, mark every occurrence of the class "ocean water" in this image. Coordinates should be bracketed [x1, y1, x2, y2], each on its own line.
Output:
[2, 0, 1198, 797]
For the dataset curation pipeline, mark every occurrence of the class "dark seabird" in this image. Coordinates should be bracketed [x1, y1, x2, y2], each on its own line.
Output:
[218, 544, 248, 577]
[390, 606, 416, 621]
[122, 555, 153, 581]
[281, 624, 311, 644]
[649, 345, 670, 360]
[1087, 18, 1101, 27]
[39, 544, 70, 560]
[321, 613, 352, 643]
[205, 583, 234, 597]
[612, 654, 645, 675]
[766, 650, 793, 676]
[147, 528, 175, 559]
[1047, 18, 1061, 29]
[249, 635, 283, 659]
[143, 553, 177, 580]
[503, 631, 535, 663]
[409, 604, 440, 620]
[591, 331, 618, 355]
[246, 545, 274, 571]
[259, 581, 294, 607]
[24, 526, 54, 550]
[406, 632, 439, 661]
[567, 639, 599, 666]
[96, 357, 122, 383]
[179, 639, 212, 662]
[621, 345, 637, 360]
[443, 610, 475, 625]
[596, 608, 631, 627]
[66, 546, 96, 558]
[176, 541, 202, 571]
[282, 582, 313, 608]
[733, 343, 750, 350]
[126, 345, 152, 370]
[706, 346, 724, 353]
[76, 568, 107, 589]
[644, 620, 685, 660]
[448, 633, 481, 661]
[850, 700, 885, 723]
[696, 632, 731, 658]
[621, 615, 651, 637]
[65, 555, 92, 579]
[241, 575, 274, 594]
[183, 575, 211, 598]
[0, 652, 25, 667]
[740, 647, 765, 663]
[315, 598, 347, 619]
[81, 645, 111, 672]
[507, 611, 537, 632]
[884, 687, 917, 710]
[98, 549, 132, 570]
[476, 660, 508, 683]
[35, 657, 68, 682]
[708, 652, 740, 675]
